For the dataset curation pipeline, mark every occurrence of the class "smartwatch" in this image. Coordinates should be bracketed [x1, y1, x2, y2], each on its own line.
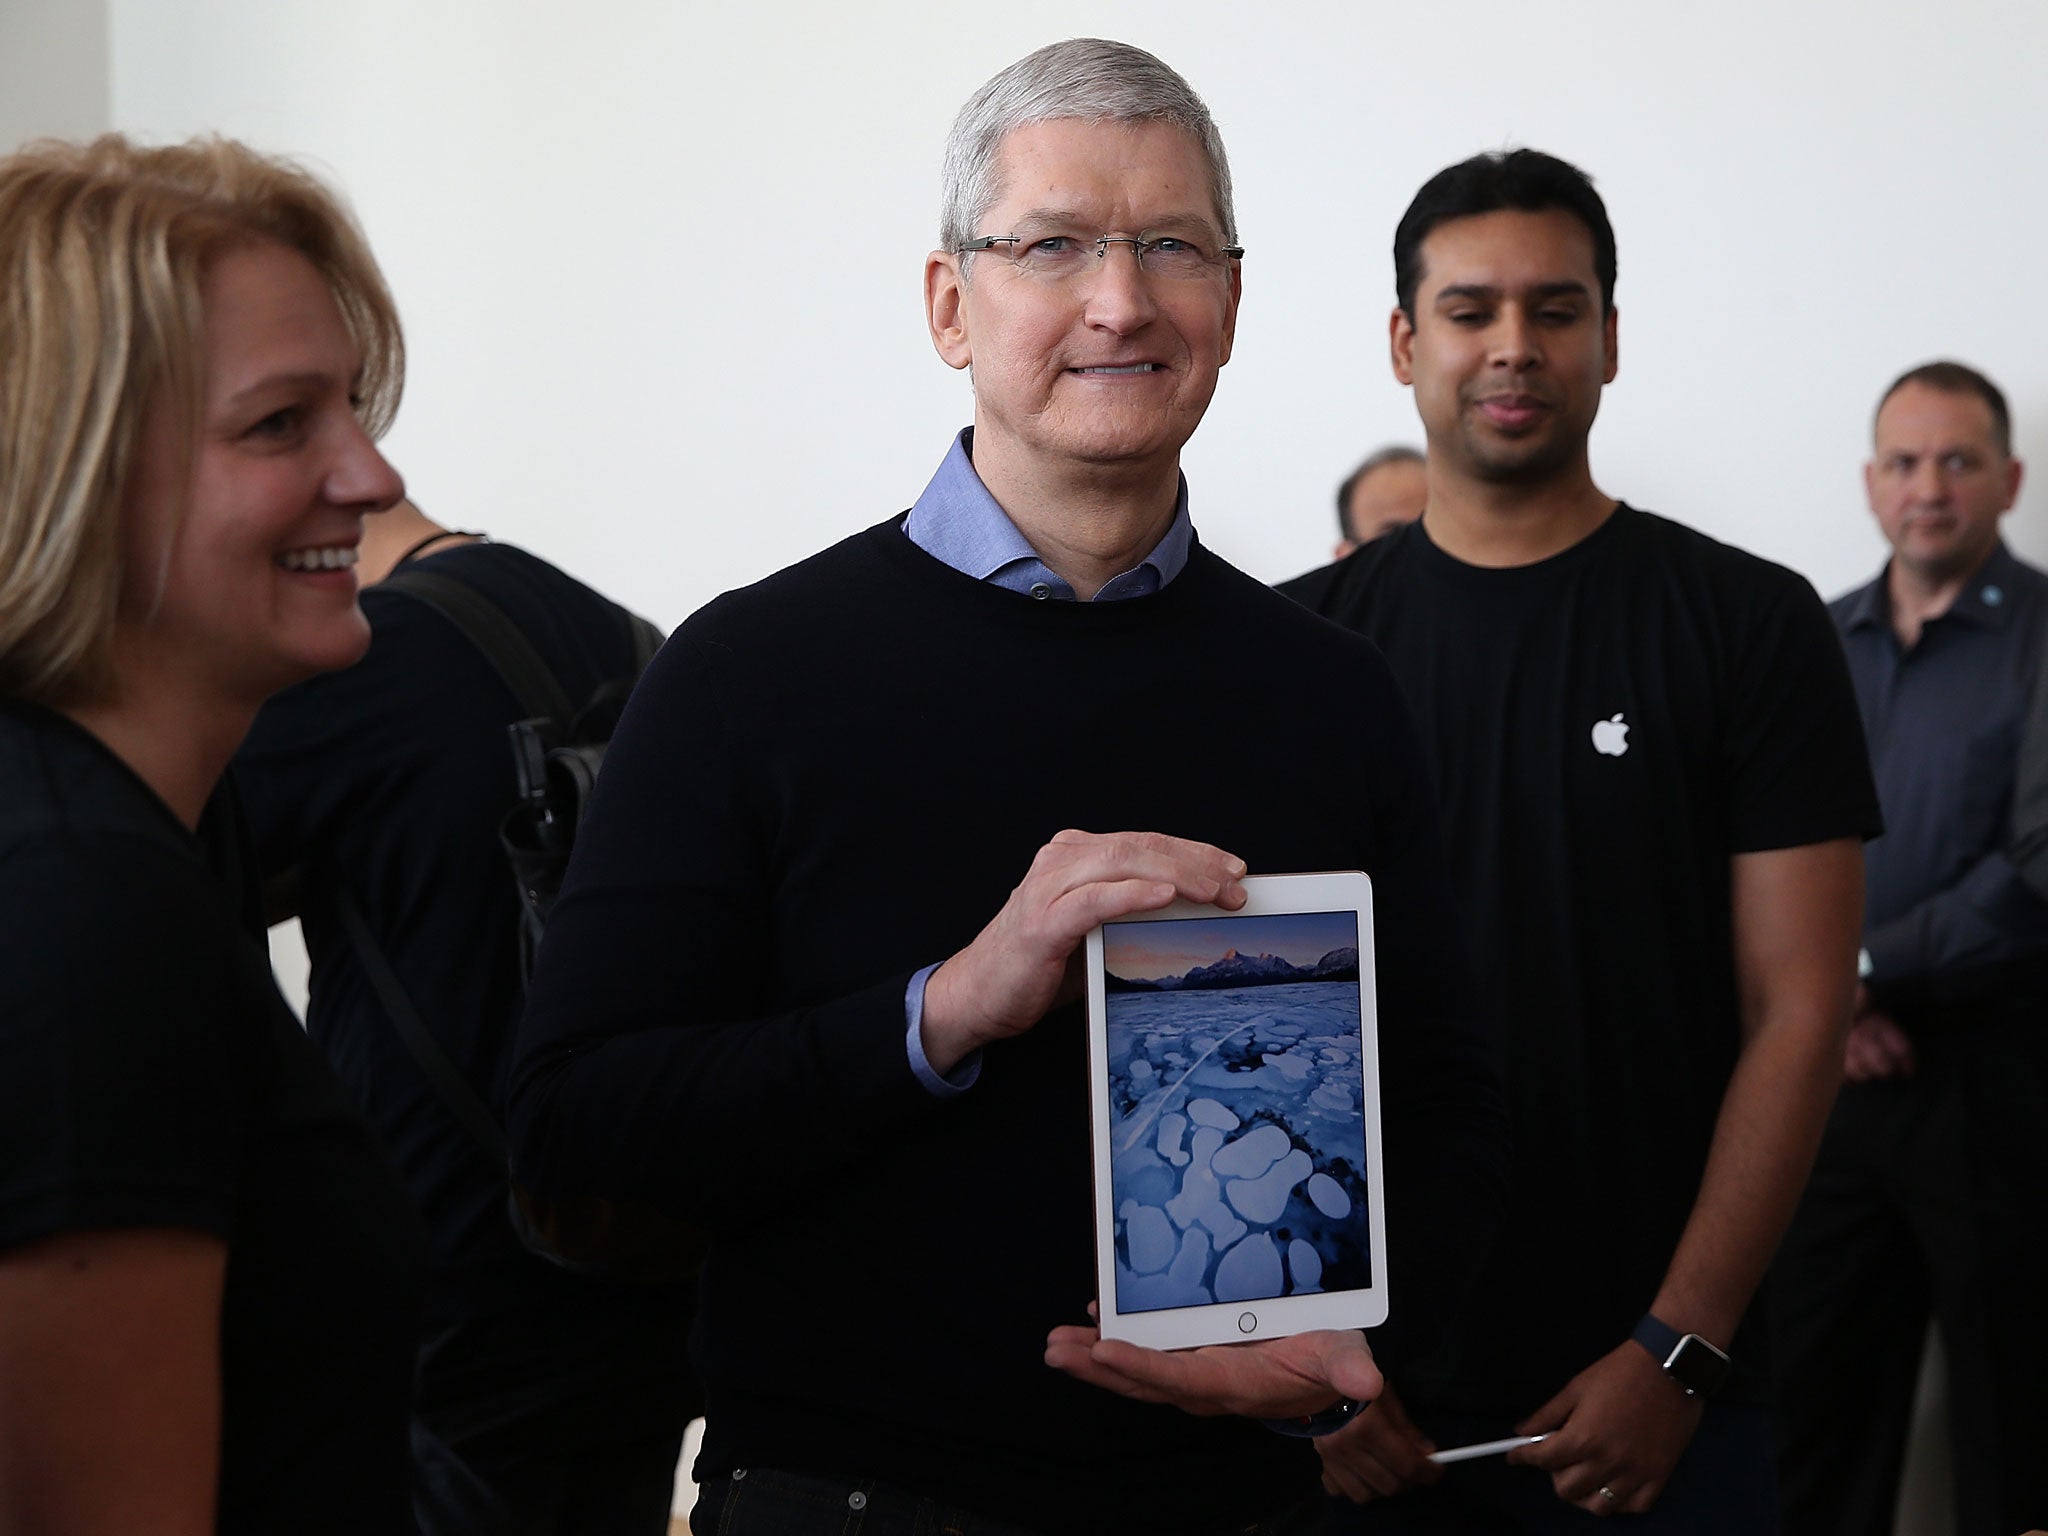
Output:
[1631, 1314, 1731, 1398]
[1260, 1399, 1366, 1438]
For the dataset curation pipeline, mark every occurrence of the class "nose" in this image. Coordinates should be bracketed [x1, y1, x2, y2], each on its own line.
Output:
[1908, 456, 1949, 503]
[330, 419, 406, 516]
[1079, 241, 1159, 333]
[1489, 307, 1540, 371]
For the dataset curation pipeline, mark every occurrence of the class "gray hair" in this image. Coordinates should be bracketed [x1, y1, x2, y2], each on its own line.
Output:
[938, 38, 1236, 257]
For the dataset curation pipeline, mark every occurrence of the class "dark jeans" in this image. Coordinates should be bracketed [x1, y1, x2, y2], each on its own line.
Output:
[1771, 1026, 2048, 1536]
[411, 1293, 700, 1536]
[691, 1466, 1324, 1536]
[413, 1412, 686, 1536]
[1322, 1403, 1779, 1534]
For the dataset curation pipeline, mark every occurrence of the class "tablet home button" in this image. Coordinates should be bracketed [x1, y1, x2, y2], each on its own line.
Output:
[1238, 1312, 1258, 1334]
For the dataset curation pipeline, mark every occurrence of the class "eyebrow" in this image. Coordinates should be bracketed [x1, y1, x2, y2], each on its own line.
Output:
[1433, 280, 1594, 305]
[218, 369, 350, 411]
[1008, 206, 1220, 238]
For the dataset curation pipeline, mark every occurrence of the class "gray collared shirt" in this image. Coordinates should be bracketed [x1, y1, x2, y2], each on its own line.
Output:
[1833, 541, 2048, 986]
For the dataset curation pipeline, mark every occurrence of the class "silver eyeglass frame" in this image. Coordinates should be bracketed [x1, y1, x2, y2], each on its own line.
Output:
[957, 233, 1246, 272]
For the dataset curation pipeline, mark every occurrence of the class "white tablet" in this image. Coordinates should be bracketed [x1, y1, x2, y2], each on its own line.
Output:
[1085, 870, 1387, 1350]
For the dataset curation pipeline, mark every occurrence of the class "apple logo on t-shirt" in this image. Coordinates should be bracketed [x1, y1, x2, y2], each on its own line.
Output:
[1591, 713, 1630, 757]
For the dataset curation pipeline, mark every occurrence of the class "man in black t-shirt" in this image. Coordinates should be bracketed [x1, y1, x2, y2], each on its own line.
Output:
[234, 500, 699, 1536]
[1295, 150, 1879, 1530]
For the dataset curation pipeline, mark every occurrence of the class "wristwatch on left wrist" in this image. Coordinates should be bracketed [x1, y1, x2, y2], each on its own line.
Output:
[1631, 1313, 1731, 1398]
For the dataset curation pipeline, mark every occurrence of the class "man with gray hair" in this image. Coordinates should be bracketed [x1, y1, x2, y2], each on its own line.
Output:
[512, 36, 1506, 1536]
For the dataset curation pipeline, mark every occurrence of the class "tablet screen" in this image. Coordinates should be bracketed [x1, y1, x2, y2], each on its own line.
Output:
[1100, 907, 1372, 1315]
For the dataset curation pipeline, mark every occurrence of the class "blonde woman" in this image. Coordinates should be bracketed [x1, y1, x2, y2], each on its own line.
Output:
[0, 136, 422, 1533]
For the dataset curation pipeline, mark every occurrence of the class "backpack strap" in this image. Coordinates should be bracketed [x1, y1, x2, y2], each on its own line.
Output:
[339, 564, 580, 1164]
[333, 884, 509, 1163]
[340, 563, 662, 1163]
[380, 565, 576, 728]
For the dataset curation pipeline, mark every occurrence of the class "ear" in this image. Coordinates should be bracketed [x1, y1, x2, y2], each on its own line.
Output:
[1601, 305, 1619, 384]
[925, 251, 972, 371]
[1389, 306, 1416, 385]
[2002, 455, 2025, 511]
[1217, 260, 1243, 367]
[1863, 459, 1881, 514]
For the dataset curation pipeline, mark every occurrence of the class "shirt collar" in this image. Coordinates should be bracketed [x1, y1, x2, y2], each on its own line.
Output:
[1946, 542, 2023, 630]
[1846, 541, 2023, 634]
[903, 428, 1193, 601]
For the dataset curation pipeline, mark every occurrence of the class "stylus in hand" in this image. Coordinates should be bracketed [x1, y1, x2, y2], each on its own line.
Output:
[1425, 1433, 1547, 1465]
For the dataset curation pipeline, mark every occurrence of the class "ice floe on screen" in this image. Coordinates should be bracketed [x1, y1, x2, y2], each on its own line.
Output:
[1105, 978, 1371, 1313]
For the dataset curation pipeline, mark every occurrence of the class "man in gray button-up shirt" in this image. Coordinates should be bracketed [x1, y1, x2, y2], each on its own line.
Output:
[1774, 360, 2048, 1536]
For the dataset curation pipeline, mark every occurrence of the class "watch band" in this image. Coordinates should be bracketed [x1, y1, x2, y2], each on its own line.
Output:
[1260, 1398, 1366, 1438]
[1631, 1314, 1732, 1398]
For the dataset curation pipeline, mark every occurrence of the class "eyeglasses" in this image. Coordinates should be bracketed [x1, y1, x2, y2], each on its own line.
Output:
[958, 231, 1245, 282]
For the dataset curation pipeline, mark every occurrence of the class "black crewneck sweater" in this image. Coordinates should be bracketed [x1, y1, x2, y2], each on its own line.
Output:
[512, 519, 1505, 1532]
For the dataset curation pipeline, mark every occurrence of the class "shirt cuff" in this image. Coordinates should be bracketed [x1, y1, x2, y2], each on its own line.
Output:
[905, 963, 981, 1097]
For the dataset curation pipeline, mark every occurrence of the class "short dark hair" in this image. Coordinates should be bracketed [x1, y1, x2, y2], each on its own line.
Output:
[1336, 445, 1425, 538]
[1876, 360, 2012, 458]
[1394, 148, 1617, 320]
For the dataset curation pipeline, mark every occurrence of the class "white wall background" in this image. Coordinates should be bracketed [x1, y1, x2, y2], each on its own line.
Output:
[73, 0, 2048, 626]
[12, 3, 2006, 1527]
[0, 0, 108, 150]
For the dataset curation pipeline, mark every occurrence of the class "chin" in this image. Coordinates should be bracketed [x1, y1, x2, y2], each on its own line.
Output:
[266, 616, 374, 690]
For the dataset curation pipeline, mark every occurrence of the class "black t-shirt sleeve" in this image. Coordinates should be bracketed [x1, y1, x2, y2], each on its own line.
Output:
[0, 838, 243, 1249]
[1719, 562, 1883, 854]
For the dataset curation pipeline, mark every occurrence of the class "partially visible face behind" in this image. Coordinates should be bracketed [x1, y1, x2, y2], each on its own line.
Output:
[120, 240, 404, 704]
[1391, 207, 1616, 489]
[1865, 382, 2020, 589]
[926, 116, 1240, 488]
[1340, 458, 1428, 554]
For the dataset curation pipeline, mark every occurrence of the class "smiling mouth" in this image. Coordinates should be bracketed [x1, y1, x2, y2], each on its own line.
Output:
[1474, 395, 1551, 429]
[277, 546, 359, 572]
[1072, 363, 1160, 375]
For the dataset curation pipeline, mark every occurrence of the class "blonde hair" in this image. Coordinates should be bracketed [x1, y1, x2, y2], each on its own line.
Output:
[0, 134, 404, 706]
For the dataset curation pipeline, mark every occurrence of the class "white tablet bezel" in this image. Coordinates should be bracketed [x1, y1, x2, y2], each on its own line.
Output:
[1084, 870, 1387, 1350]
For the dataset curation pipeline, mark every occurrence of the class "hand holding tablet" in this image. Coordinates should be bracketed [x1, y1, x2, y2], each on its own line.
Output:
[920, 830, 1249, 1076]
[1045, 1316, 1381, 1421]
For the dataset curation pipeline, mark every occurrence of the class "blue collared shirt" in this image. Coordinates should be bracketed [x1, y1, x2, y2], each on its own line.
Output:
[904, 428, 1193, 600]
[900, 428, 1195, 1094]
[1833, 542, 2048, 988]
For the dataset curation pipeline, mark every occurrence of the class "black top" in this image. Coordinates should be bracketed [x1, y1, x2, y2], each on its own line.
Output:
[233, 540, 669, 1324]
[0, 700, 423, 1534]
[1274, 558, 1344, 610]
[1296, 508, 1883, 1414]
[512, 519, 1509, 1533]
[1832, 542, 2048, 1016]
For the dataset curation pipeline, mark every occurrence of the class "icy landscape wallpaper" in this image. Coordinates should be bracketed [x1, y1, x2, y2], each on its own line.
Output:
[1101, 910, 1373, 1314]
